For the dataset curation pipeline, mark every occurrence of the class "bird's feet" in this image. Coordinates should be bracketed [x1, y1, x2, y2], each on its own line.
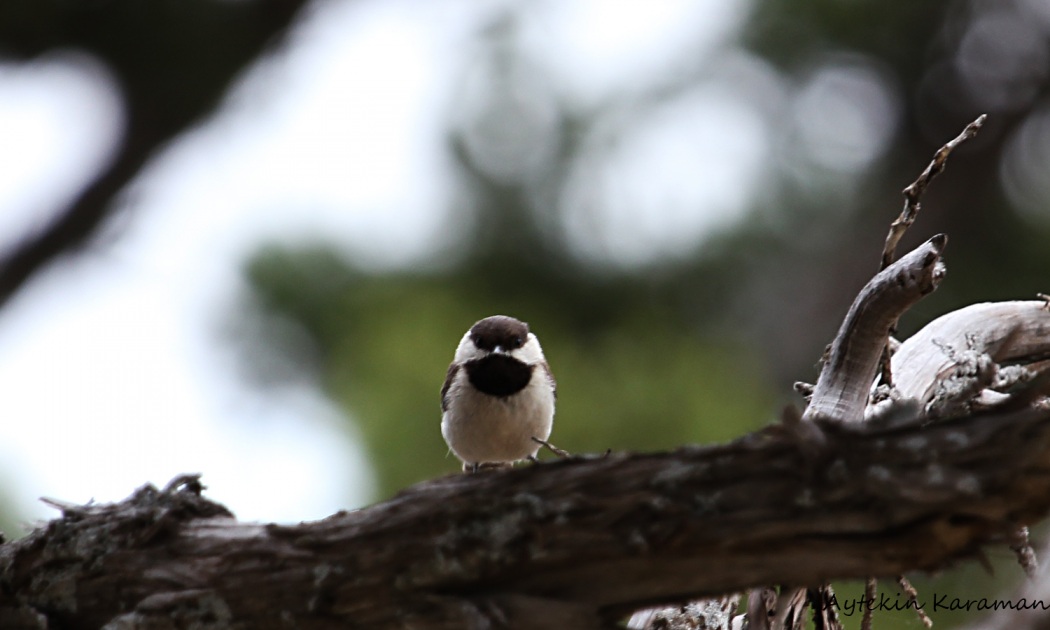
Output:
[463, 462, 513, 473]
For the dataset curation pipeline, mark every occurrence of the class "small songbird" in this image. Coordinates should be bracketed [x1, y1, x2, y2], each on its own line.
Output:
[440, 315, 556, 472]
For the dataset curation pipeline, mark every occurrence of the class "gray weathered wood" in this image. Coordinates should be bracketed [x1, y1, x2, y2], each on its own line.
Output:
[803, 235, 947, 423]
[890, 300, 1050, 416]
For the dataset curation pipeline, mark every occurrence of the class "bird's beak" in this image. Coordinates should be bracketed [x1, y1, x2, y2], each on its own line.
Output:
[493, 345, 506, 355]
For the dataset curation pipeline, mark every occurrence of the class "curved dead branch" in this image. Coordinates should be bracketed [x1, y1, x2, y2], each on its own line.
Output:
[803, 235, 947, 423]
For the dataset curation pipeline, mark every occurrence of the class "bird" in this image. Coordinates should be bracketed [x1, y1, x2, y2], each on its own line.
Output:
[440, 315, 557, 472]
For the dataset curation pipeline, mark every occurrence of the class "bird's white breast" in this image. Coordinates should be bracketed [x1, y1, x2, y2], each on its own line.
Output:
[441, 367, 555, 465]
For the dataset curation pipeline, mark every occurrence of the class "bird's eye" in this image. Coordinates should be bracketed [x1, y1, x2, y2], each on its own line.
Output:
[514, 336, 524, 347]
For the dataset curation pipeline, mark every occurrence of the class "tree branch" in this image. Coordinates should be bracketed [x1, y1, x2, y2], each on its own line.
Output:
[0, 0, 309, 309]
[881, 114, 986, 271]
[875, 113, 985, 389]
[4, 401, 1050, 628]
[803, 234, 947, 423]
[890, 300, 1050, 415]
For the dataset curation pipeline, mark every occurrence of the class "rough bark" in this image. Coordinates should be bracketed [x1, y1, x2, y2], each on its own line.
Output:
[3, 396, 1050, 628]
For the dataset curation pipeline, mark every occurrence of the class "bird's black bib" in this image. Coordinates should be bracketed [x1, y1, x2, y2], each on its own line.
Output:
[465, 355, 533, 398]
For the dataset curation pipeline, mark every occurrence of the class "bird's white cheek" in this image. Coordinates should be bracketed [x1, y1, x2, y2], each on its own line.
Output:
[512, 334, 547, 364]
[453, 336, 484, 363]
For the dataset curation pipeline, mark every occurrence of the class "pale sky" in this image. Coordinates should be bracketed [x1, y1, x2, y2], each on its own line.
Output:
[0, 0, 902, 530]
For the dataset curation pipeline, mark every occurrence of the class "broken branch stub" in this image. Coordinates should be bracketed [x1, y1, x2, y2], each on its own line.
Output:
[803, 234, 947, 423]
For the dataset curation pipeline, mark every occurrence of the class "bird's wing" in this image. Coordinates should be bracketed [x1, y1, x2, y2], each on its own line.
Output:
[440, 362, 459, 412]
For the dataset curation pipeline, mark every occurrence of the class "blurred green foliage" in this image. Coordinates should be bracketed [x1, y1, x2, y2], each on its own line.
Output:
[0, 486, 23, 539]
[247, 244, 776, 495]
